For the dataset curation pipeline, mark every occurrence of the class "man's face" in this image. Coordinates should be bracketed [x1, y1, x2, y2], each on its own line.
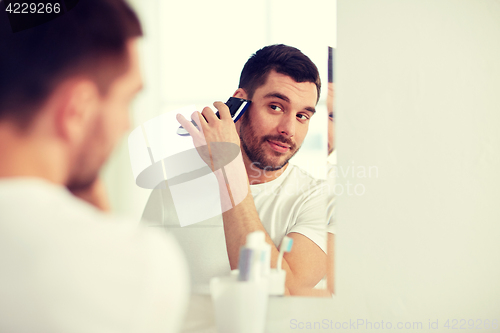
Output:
[67, 39, 143, 190]
[236, 70, 318, 171]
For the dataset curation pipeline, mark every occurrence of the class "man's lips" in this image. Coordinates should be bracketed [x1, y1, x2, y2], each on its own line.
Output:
[267, 139, 290, 153]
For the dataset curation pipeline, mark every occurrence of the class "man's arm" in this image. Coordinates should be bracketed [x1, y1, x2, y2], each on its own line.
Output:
[220, 184, 326, 295]
[177, 102, 327, 295]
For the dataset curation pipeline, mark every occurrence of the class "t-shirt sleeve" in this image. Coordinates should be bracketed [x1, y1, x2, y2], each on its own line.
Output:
[287, 183, 329, 253]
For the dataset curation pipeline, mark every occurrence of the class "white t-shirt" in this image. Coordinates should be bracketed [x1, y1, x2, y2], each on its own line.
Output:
[0, 178, 189, 333]
[250, 164, 327, 252]
[142, 164, 328, 290]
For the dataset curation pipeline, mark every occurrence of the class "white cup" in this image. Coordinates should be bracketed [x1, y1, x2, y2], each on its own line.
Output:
[210, 276, 269, 333]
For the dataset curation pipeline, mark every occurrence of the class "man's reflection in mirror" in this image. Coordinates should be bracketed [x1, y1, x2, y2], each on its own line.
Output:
[142, 44, 329, 296]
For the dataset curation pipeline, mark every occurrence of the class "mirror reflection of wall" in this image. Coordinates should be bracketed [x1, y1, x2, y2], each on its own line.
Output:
[102, 0, 336, 296]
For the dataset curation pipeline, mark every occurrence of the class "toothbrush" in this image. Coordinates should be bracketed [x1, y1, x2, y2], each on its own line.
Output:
[277, 236, 293, 271]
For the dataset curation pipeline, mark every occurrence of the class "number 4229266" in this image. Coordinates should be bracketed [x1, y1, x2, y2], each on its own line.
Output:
[5, 2, 61, 14]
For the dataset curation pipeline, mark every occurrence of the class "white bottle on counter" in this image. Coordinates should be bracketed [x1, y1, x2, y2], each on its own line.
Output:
[238, 231, 271, 281]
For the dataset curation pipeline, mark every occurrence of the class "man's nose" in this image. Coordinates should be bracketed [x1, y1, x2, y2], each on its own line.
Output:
[277, 113, 295, 138]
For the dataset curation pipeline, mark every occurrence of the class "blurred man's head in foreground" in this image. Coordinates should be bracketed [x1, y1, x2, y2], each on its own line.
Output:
[0, 0, 143, 189]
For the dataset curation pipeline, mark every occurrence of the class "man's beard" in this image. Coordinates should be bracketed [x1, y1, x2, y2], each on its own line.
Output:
[66, 167, 99, 192]
[239, 115, 300, 171]
[66, 115, 108, 192]
[66, 146, 102, 192]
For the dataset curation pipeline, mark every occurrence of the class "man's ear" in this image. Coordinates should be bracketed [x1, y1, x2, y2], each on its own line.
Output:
[54, 80, 100, 144]
[233, 88, 249, 132]
[233, 88, 248, 99]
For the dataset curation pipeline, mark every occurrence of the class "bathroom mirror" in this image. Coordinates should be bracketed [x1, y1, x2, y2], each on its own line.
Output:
[104, 0, 336, 297]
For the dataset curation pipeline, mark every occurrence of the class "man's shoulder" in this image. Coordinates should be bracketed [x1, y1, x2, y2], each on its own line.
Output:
[0, 178, 189, 333]
[0, 178, 177, 254]
[0, 177, 187, 290]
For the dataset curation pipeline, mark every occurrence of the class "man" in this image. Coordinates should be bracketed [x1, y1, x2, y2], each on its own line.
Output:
[175, 45, 328, 295]
[0, 1, 188, 332]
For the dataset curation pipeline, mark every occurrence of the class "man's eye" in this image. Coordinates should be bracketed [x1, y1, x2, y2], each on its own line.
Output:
[270, 105, 282, 112]
[329, 113, 335, 121]
[297, 114, 310, 120]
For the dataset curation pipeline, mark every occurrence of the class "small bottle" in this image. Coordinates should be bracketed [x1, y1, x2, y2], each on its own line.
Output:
[238, 231, 271, 281]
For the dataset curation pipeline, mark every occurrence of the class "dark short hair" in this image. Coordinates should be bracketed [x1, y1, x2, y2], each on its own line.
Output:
[0, 0, 142, 128]
[238, 44, 321, 102]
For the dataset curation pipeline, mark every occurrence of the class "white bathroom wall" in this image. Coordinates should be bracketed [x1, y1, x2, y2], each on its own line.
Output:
[335, 0, 500, 328]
